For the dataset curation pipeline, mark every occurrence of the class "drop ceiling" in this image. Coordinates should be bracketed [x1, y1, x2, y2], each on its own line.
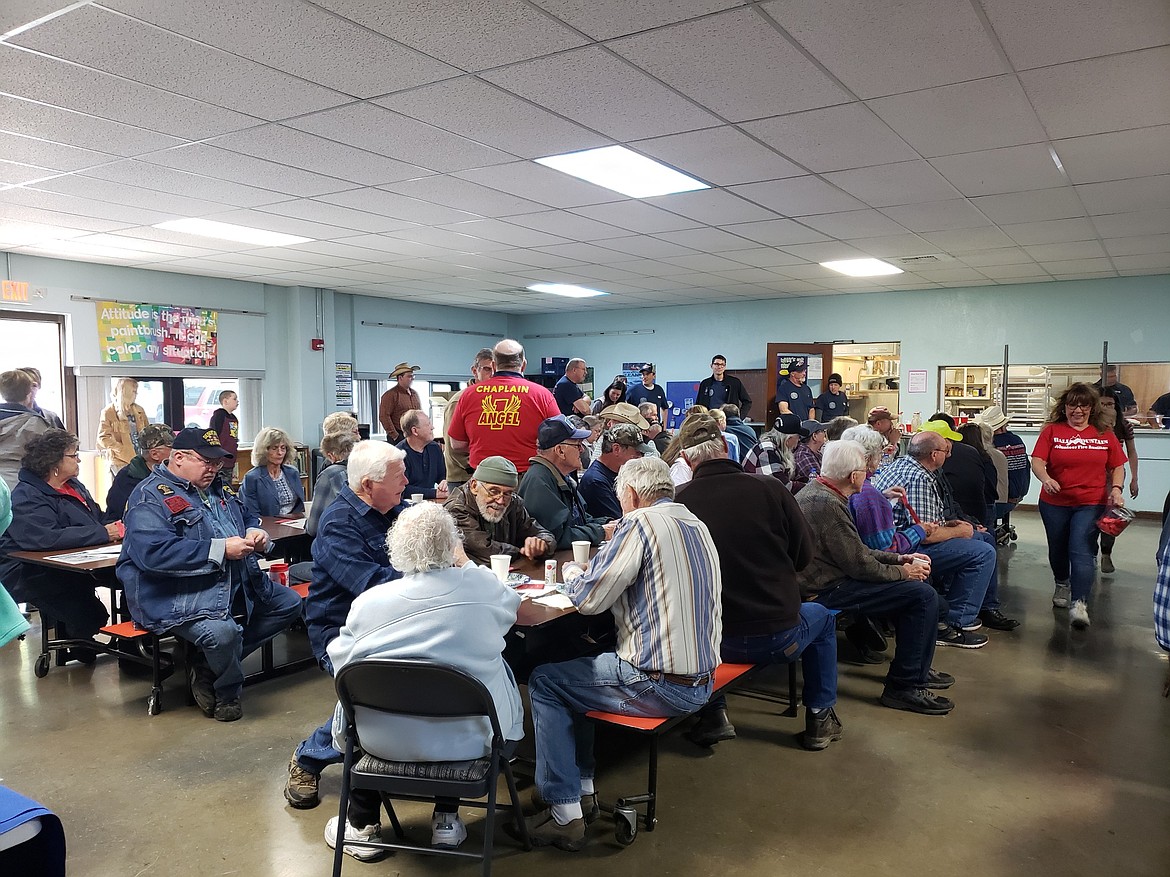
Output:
[1, 0, 1168, 313]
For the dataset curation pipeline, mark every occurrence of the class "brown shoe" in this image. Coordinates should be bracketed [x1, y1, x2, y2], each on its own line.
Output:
[802, 707, 843, 751]
[522, 809, 586, 852]
[285, 756, 320, 809]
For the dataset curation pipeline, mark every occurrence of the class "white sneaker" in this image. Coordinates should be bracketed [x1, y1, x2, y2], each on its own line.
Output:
[324, 815, 387, 861]
[431, 811, 468, 849]
[1070, 599, 1091, 629]
[1052, 583, 1071, 609]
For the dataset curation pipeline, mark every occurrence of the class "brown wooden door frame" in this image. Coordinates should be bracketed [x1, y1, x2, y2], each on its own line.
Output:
[765, 342, 836, 419]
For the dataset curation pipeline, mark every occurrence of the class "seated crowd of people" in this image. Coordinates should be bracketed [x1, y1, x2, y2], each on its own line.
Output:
[7, 342, 1159, 864]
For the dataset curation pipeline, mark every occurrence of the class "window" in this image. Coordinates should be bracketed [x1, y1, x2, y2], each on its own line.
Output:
[357, 378, 468, 438]
[107, 376, 243, 432]
[0, 310, 70, 427]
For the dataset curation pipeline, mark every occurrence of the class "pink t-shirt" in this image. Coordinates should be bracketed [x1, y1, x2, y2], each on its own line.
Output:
[447, 374, 559, 473]
[1032, 422, 1127, 507]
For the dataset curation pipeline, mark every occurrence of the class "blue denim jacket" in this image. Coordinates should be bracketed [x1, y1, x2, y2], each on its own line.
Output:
[117, 463, 278, 634]
[239, 462, 306, 518]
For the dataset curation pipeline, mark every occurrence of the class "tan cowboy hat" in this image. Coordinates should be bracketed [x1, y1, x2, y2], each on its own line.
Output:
[976, 405, 1009, 430]
[389, 362, 420, 379]
[599, 402, 650, 431]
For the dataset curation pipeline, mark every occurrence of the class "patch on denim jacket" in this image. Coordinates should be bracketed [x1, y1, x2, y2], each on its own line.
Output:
[156, 483, 174, 496]
[164, 495, 192, 515]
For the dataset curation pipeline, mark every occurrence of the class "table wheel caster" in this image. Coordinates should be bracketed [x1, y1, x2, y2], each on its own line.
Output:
[613, 806, 638, 846]
[34, 654, 50, 678]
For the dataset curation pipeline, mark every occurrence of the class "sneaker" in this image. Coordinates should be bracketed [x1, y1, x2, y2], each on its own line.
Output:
[1101, 554, 1115, 575]
[960, 618, 983, 632]
[1052, 583, 1071, 609]
[979, 609, 1020, 631]
[284, 757, 320, 809]
[324, 815, 388, 861]
[880, 687, 955, 715]
[534, 792, 599, 825]
[802, 707, 843, 751]
[1070, 599, 1091, 630]
[936, 626, 988, 649]
[684, 706, 736, 747]
[213, 699, 243, 722]
[925, 668, 955, 689]
[517, 809, 586, 852]
[431, 812, 467, 849]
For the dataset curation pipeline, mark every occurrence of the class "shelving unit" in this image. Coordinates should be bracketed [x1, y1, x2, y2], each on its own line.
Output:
[941, 367, 998, 418]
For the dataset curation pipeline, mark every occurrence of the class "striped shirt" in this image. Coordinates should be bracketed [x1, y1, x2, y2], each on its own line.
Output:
[566, 499, 722, 676]
[1156, 514, 1170, 652]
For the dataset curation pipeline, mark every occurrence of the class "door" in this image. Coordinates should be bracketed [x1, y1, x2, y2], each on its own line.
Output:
[765, 342, 835, 420]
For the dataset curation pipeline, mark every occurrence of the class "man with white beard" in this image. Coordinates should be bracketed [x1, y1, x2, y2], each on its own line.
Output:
[444, 455, 556, 565]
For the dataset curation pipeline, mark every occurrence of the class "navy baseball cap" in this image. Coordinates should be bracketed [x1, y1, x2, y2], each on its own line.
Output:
[538, 415, 591, 450]
[172, 427, 233, 459]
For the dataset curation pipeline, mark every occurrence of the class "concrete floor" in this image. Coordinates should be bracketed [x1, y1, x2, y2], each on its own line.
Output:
[2, 510, 1168, 877]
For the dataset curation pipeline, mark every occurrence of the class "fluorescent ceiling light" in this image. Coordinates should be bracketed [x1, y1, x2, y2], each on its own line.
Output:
[527, 283, 609, 299]
[820, 258, 904, 277]
[535, 145, 709, 198]
[154, 218, 312, 247]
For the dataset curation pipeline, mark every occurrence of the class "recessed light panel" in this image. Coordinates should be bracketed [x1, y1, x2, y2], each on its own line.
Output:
[535, 145, 709, 198]
[527, 283, 609, 298]
[820, 258, 904, 277]
[155, 218, 312, 247]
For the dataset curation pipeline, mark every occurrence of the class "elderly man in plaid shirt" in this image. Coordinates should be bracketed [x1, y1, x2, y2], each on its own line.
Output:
[873, 431, 1013, 648]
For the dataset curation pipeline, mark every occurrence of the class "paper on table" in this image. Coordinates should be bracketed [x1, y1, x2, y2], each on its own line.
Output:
[275, 518, 306, 529]
[531, 593, 575, 609]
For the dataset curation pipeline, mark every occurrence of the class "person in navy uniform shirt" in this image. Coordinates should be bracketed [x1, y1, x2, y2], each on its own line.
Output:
[813, 373, 849, 421]
[776, 362, 815, 420]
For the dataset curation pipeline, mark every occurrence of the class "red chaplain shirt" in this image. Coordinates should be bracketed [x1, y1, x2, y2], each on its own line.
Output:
[1032, 422, 1127, 507]
[446, 373, 560, 473]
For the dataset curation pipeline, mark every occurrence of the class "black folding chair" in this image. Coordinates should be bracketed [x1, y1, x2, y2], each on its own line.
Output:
[331, 658, 530, 877]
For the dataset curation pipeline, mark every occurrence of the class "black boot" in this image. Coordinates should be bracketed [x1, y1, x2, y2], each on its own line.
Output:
[685, 706, 736, 747]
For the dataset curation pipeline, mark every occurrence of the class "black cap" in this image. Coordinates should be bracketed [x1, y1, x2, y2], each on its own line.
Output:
[773, 414, 810, 438]
[172, 427, 233, 459]
[640, 363, 655, 373]
[537, 415, 591, 450]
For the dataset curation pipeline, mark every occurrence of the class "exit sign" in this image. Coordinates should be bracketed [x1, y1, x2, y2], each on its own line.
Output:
[2, 280, 29, 302]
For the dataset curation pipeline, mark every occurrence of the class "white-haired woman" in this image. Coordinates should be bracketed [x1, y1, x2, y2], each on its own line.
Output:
[324, 502, 524, 858]
[840, 425, 936, 554]
[240, 426, 305, 518]
[96, 377, 149, 474]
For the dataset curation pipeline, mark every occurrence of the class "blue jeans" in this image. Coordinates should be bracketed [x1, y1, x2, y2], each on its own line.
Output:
[971, 528, 1001, 611]
[1038, 500, 1103, 603]
[714, 603, 837, 710]
[921, 536, 996, 627]
[294, 653, 344, 774]
[528, 653, 713, 805]
[814, 579, 941, 691]
[172, 584, 303, 701]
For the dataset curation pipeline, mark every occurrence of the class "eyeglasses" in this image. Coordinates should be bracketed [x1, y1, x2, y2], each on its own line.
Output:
[560, 441, 583, 451]
[1065, 403, 1092, 411]
[64, 452, 81, 460]
[481, 485, 515, 502]
[182, 451, 220, 469]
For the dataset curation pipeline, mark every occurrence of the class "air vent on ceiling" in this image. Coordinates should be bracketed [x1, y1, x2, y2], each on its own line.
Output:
[893, 254, 950, 265]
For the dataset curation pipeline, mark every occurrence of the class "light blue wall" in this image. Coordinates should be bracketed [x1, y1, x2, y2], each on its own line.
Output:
[512, 274, 1170, 417]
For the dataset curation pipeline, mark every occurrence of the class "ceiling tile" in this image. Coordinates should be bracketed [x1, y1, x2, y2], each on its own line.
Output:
[487, 248, 585, 269]
[662, 252, 753, 273]
[0, 185, 171, 226]
[721, 217, 829, 246]
[868, 76, 1047, 158]
[0, 205, 129, 235]
[141, 144, 356, 198]
[970, 187, 1085, 224]
[206, 125, 431, 186]
[532, 241, 640, 263]
[729, 176, 866, 216]
[568, 201, 701, 234]
[0, 94, 184, 157]
[799, 209, 908, 238]
[955, 248, 1034, 266]
[631, 126, 804, 186]
[848, 234, 936, 258]
[880, 200, 989, 233]
[1112, 254, 1170, 271]
[454, 161, 622, 209]
[1090, 209, 1170, 238]
[0, 131, 112, 174]
[505, 211, 635, 243]
[652, 226, 759, 252]
[483, 47, 720, 140]
[437, 218, 569, 248]
[1036, 258, 1114, 275]
[103, 0, 459, 97]
[822, 160, 959, 207]
[255, 199, 417, 235]
[1075, 175, 1170, 216]
[642, 189, 778, 225]
[1001, 217, 1099, 245]
[974, 263, 1048, 279]
[920, 227, 1017, 252]
[203, 208, 371, 241]
[928, 144, 1069, 197]
[1102, 234, 1170, 257]
[1020, 47, 1170, 140]
[10, 6, 348, 120]
[81, 160, 290, 209]
[287, 103, 515, 173]
[374, 78, 609, 160]
[764, 0, 1007, 98]
[742, 103, 916, 173]
[780, 241, 869, 262]
[532, 0, 740, 41]
[590, 235, 693, 259]
[33, 175, 227, 218]
[723, 247, 808, 268]
[380, 175, 547, 218]
[1023, 240, 1107, 261]
[610, 8, 851, 122]
[312, 0, 588, 70]
[981, 0, 1170, 69]
[1054, 126, 1170, 185]
[0, 160, 58, 186]
[319, 188, 481, 225]
[0, 44, 254, 140]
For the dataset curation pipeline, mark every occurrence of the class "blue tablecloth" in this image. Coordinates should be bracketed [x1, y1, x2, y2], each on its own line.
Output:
[0, 786, 65, 876]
